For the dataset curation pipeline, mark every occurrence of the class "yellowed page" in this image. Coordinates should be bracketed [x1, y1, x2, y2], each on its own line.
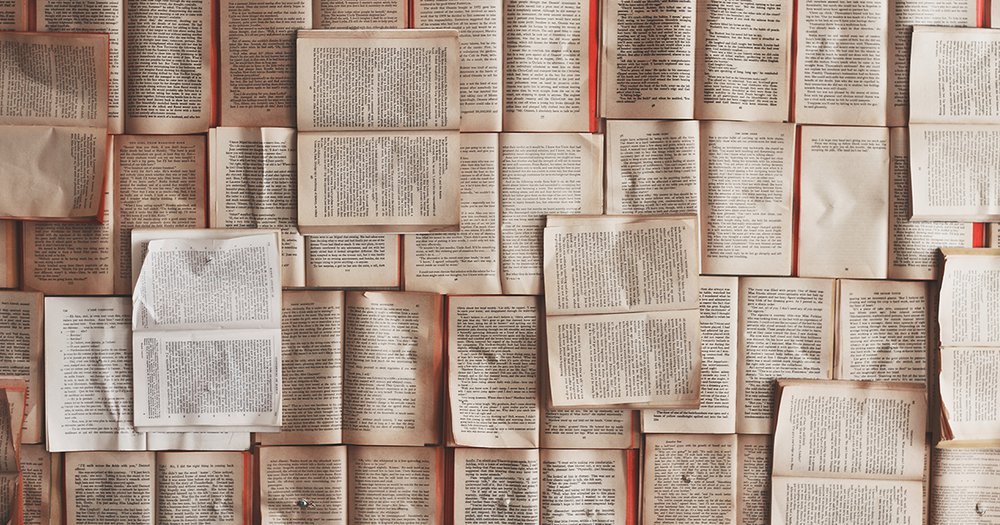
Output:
[0, 222, 15, 289]
[642, 434, 738, 525]
[448, 295, 540, 448]
[413, 0, 502, 131]
[540, 407, 635, 449]
[312, 0, 407, 28]
[343, 292, 443, 446]
[642, 276, 737, 434]
[114, 134, 207, 294]
[260, 291, 344, 446]
[770, 476, 924, 525]
[260, 445, 348, 525]
[19, 444, 50, 525]
[220, 0, 310, 127]
[737, 277, 836, 434]
[0, 0, 26, 30]
[601, 0, 695, 119]
[36, 0, 124, 133]
[930, 448, 1000, 523]
[453, 448, 539, 525]
[605, 120, 699, 215]
[155, 452, 247, 524]
[304, 235, 401, 288]
[499, 133, 603, 295]
[909, 123, 1000, 221]
[123, 0, 212, 134]
[910, 26, 1000, 124]
[737, 434, 772, 525]
[795, 0, 888, 125]
[296, 29, 460, 131]
[403, 133, 501, 294]
[694, 0, 792, 122]
[540, 448, 629, 524]
[65, 451, 155, 525]
[991, 224, 1000, 247]
[798, 126, 889, 278]
[348, 446, 441, 525]
[700, 121, 795, 276]
[0, 291, 42, 444]
[503, 0, 593, 131]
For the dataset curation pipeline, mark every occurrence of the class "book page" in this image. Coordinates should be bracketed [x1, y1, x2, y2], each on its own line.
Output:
[220, 0, 310, 127]
[145, 432, 250, 452]
[296, 130, 461, 233]
[540, 448, 629, 525]
[448, 295, 540, 448]
[642, 276, 737, 434]
[930, 448, 1000, 523]
[642, 434, 737, 525]
[156, 451, 248, 525]
[700, 121, 795, 276]
[939, 346, 1000, 443]
[798, 125, 889, 278]
[64, 451, 155, 525]
[910, 26, 1000, 124]
[403, 133, 501, 295]
[343, 292, 443, 446]
[770, 476, 924, 525]
[0, 291, 42, 444]
[312, 0, 407, 28]
[0, 0, 25, 30]
[737, 434, 772, 525]
[887, 0, 977, 127]
[836, 279, 929, 383]
[304, 235, 400, 288]
[604, 120, 699, 216]
[601, 0, 695, 119]
[503, 0, 594, 131]
[348, 446, 442, 525]
[20, 444, 51, 525]
[540, 407, 635, 449]
[453, 447, 539, 525]
[909, 123, 1000, 221]
[794, 0, 888, 125]
[499, 133, 603, 295]
[694, 0, 792, 122]
[296, 29, 460, 131]
[36, 0, 124, 133]
[0, 222, 15, 289]
[261, 291, 344, 446]
[413, 0, 503, 131]
[114, 134, 207, 294]
[260, 445, 348, 525]
[938, 252, 1000, 346]
[44, 296, 146, 452]
[737, 277, 836, 434]
[124, 0, 213, 134]
[887, 128, 973, 279]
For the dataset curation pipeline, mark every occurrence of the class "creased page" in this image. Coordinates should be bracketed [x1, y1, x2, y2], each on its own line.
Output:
[448, 295, 540, 448]
[737, 277, 835, 434]
[64, 451, 155, 525]
[260, 445, 348, 525]
[604, 120, 700, 216]
[220, 0, 310, 127]
[0, 291, 42, 444]
[124, 0, 212, 134]
[453, 448, 539, 525]
[909, 123, 1000, 221]
[348, 446, 442, 525]
[503, 0, 594, 131]
[155, 452, 248, 525]
[540, 448, 629, 525]
[312, 0, 407, 29]
[798, 126, 889, 279]
[0, 0, 25, 30]
[343, 292, 443, 446]
[499, 133, 604, 295]
[700, 121, 795, 276]
[694, 0, 792, 122]
[601, 0, 696, 119]
[304, 235, 400, 288]
[930, 448, 1000, 523]
[737, 434, 772, 525]
[404, 133, 501, 295]
[909, 26, 1000, 124]
[643, 276, 737, 434]
[642, 434, 737, 525]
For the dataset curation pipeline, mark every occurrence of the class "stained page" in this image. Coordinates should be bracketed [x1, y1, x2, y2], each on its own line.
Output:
[348, 446, 442, 525]
[260, 445, 348, 525]
[453, 448, 539, 525]
[642, 434, 738, 525]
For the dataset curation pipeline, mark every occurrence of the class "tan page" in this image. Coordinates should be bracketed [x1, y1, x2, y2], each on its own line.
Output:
[700, 121, 795, 276]
[836, 279, 929, 383]
[404, 133, 502, 295]
[737, 277, 836, 434]
[413, 0, 502, 131]
[453, 448, 539, 525]
[910, 26, 1000, 124]
[604, 120, 700, 216]
[155, 452, 247, 524]
[348, 446, 442, 525]
[114, 134, 207, 294]
[540, 448, 630, 525]
[642, 276, 738, 434]
[909, 123, 1000, 221]
[503, 0, 593, 131]
[694, 0, 792, 122]
[939, 346, 1000, 444]
[938, 252, 1000, 347]
[36, 0, 124, 133]
[539, 407, 635, 449]
[448, 295, 540, 448]
[0, 0, 25, 30]
[220, 0, 310, 127]
[260, 445, 348, 525]
[991, 224, 1000, 247]
[64, 451, 155, 525]
[0, 222, 15, 289]
[312, 0, 407, 29]
[260, 291, 344, 446]
[304, 235, 401, 288]
[795, 0, 888, 125]
[499, 133, 604, 295]
[123, 0, 213, 134]
[343, 292, 443, 446]
[737, 434, 772, 525]
[642, 434, 738, 525]
[798, 126, 889, 279]
[0, 291, 42, 444]
[930, 448, 1000, 523]
[601, 0, 695, 119]
[19, 444, 50, 525]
